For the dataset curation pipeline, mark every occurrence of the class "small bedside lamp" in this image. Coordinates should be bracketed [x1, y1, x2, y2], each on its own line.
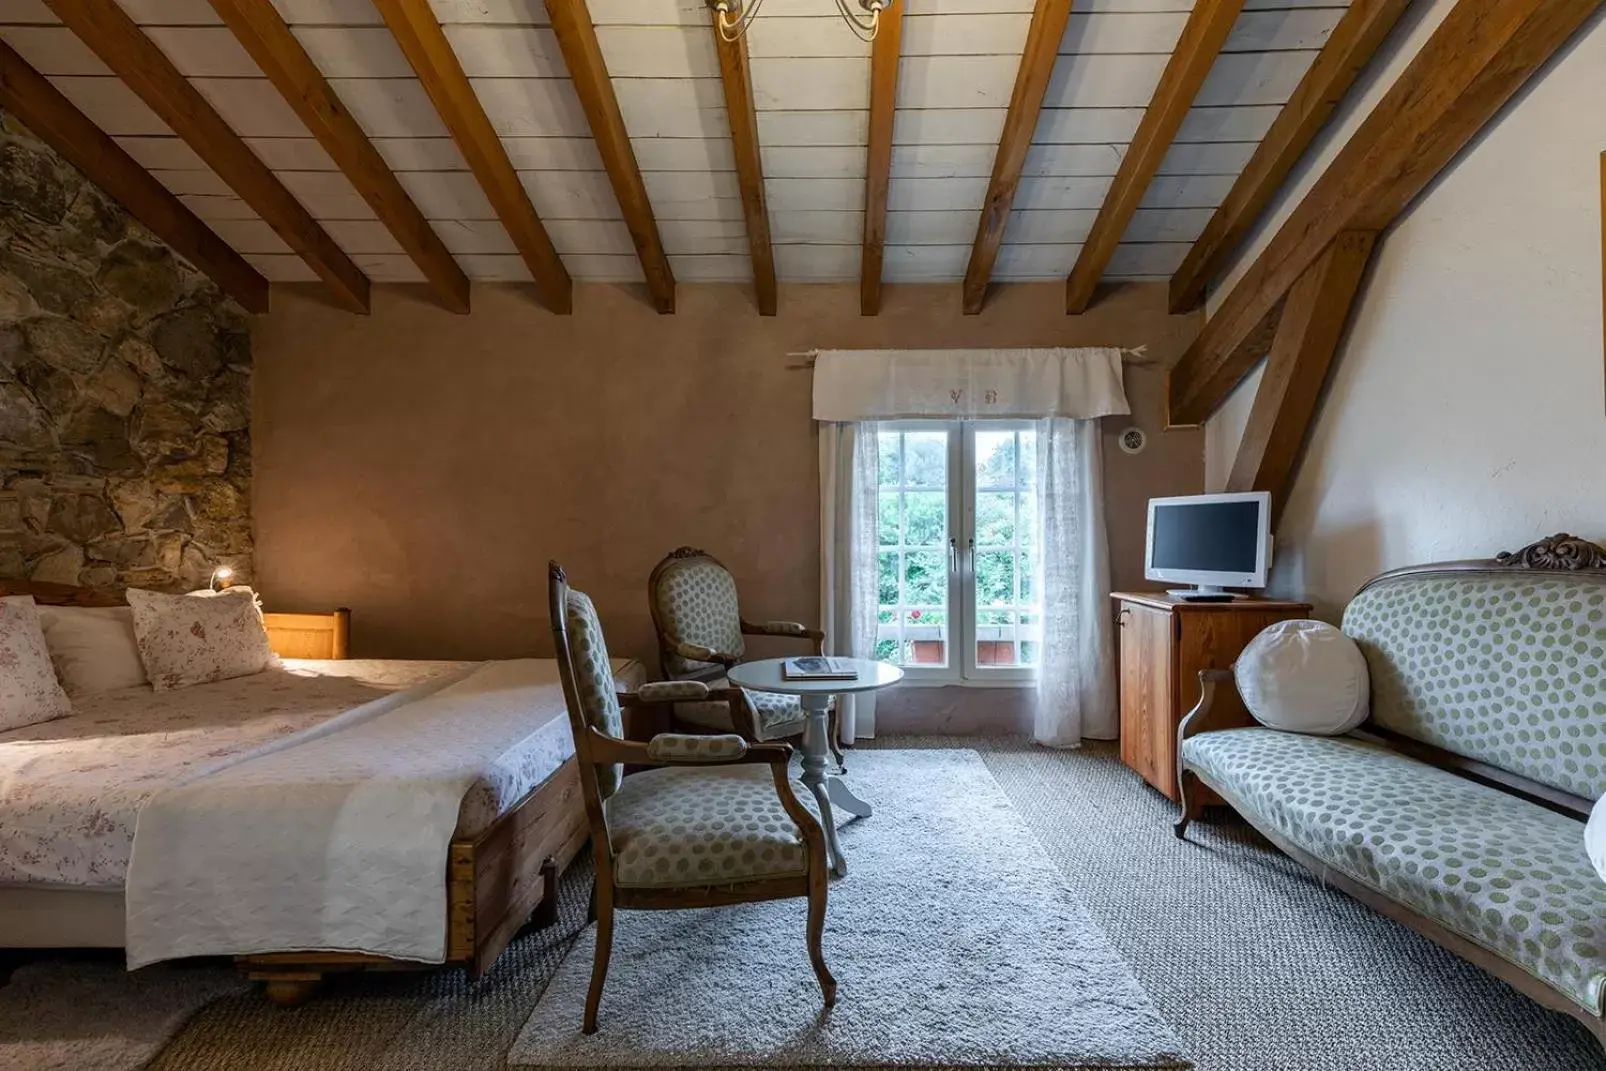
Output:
[210, 565, 235, 592]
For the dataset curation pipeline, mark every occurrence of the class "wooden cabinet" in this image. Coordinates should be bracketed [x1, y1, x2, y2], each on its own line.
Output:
[1113, 592, 1312, 802]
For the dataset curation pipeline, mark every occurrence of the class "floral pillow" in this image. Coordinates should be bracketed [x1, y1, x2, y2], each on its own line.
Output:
[126, 588, 274, 691]
[0, 595, 73, 732]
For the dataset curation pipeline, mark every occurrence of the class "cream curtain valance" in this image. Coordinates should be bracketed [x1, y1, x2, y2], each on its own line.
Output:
[811, 347, 1130, 422]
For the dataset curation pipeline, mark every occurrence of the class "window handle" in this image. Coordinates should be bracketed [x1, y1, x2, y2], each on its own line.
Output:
[948, 537, 958, 573]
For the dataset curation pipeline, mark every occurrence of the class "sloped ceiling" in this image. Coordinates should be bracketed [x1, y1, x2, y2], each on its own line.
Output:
[0, 0, 1345, 288]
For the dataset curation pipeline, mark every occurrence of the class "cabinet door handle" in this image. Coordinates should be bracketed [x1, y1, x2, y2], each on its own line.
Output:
[1117, 608, 1131, 627]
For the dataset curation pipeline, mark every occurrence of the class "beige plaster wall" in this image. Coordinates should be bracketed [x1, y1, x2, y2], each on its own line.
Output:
[251, 281, 1202, 671]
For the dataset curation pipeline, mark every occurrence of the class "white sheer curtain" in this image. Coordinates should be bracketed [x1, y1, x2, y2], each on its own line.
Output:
[819, 422, 880, 743]
[1033, 417, 1117, 748]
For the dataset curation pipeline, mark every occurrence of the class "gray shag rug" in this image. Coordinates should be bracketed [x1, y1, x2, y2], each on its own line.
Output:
[5, 739, 1604, 1070]
[0, 958, 244, 1071]
[508, 749, 1188, 1069]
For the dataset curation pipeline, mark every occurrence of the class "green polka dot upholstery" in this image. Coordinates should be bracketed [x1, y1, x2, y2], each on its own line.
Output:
[605, 765, 808, 889]
[564, 588, 625, 798]
[1184, 728, 1606, 1015]
[1342, 572, 1606, 799]
[644, 733, 747, 763]
[675, 682, 808, 739]
[653, 557, 746, 679]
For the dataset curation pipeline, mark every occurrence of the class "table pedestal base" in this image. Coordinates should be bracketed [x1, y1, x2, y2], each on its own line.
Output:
[799, 693, 871, 876]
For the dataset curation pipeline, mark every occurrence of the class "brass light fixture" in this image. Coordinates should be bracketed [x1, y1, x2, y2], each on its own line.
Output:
[708, 0, 895, 43]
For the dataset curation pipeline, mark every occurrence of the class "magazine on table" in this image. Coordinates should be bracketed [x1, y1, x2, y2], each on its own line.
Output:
[782, 656, 858, 681]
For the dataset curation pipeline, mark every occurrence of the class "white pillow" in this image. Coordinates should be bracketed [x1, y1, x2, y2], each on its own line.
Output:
[126, 587, 274, 691]
[0, 595, 73, 732]
[38, 605, 148, 697]
[1589, 796, 1606, 886]
[1234, 619, 1369, 736]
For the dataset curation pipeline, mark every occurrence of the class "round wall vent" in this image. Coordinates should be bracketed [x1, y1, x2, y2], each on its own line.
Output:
[1118, 427, 1147, 455]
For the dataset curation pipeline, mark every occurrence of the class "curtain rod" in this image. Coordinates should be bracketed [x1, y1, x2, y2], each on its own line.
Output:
[785, 346, 1153, 369]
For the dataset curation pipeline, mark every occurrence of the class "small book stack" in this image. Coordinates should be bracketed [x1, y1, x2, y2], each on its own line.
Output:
[782, 656, 858, 681]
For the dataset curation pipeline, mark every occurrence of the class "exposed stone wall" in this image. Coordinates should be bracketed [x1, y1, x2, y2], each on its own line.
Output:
[0, 112, 252, 591]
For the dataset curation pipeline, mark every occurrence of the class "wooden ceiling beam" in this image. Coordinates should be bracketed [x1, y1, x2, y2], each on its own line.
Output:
[711, 15, 776, 316]
[1166, 0, 1603, 428]
[372, 0, 571, 314]
[44, 0, 368, 313]
[961, 0, 1074, 316]
[860, 2, 904, 317]
[0, 42, 270, 313]
[1168, 0, 1410, 314]
[208, 0, 469, 314]
[1064, 0, 1244, 314]
[546, 0, 674, 314]
[1225, 231, 1376, 526]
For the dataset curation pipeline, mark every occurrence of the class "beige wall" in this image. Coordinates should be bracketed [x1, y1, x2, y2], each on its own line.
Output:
[1205, 9, 1606, 619]
[252, 281, 1202, 669]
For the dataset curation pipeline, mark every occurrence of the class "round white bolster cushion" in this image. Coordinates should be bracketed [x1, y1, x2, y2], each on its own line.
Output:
[1589, 796, 1606, 885]
[1234, 619, 1370, 736]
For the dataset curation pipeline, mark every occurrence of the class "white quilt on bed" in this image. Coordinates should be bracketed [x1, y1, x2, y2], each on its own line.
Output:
[124, 659, 578, 968]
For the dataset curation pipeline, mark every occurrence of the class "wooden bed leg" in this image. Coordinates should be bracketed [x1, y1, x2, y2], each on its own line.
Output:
[530, 857, 560, 930]
[263, 976, 322, 1007]
[1174, 770, 1204, 840]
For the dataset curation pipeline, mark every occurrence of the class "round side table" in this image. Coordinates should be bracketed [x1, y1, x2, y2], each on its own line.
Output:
[726, 657, 903, 877]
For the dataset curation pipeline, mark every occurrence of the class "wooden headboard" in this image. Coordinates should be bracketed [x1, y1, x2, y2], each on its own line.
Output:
[0, 579, 351, 660]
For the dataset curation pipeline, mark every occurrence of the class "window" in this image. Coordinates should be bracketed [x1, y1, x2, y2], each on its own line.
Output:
[876, 422, 1040, 684]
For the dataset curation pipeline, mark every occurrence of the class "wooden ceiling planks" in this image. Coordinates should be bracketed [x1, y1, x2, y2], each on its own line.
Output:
[42, 0, 370, 313]
[860, 1, 905, 316]
[0, 38, 270, 313]
[545, 0, 675, 314]
[1167, 0, 1606, 428]
[1168, 0, 1412, 314]
[960, 0, 1074, 315]
[370, 0, 572, 314]
[1063, 0, 1245, 315]
[207, 0, 470, 313]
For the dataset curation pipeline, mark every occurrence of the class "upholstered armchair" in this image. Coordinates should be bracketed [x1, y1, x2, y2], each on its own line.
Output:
[648, 547, 845, 768]
[548, 562, 835, 1035]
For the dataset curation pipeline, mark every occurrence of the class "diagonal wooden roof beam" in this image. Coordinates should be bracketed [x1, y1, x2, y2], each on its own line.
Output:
[710, 13, 776, 316]
[209, 0, 469, 314]
[0, 40, 269, 313]
[372, 0, 571, 314]
[1225, 230, 1375, 526]
[1064, 0, 1244, 314]
[1168, 0, 1410, 313]
[45, 0, 368, 313]
[961, 0, 1074, 316]
[860, 2, 904, 317]
[546, 0, 674, 314]
[1166, 0, 1603, 428]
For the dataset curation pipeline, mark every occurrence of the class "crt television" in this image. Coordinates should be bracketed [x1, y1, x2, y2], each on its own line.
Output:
[1144, 491, 1272, 596]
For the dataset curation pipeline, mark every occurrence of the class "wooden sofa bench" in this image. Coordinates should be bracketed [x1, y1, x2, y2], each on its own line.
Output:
[1173, 534, 1606, 1049]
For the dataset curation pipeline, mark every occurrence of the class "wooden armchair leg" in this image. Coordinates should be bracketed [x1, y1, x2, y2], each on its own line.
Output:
[583, 885, 615, 1034]
[806, 874, 836, 1008]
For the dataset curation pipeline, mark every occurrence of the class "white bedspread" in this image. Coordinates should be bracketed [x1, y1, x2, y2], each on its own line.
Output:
[125, 659, 579, 968]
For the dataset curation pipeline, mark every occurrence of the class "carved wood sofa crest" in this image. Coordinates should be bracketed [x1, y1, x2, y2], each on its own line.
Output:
[1174, 534, 1606, 1048]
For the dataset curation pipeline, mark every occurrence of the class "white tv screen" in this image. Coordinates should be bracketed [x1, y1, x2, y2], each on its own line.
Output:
[1150, 500, 1263, 575]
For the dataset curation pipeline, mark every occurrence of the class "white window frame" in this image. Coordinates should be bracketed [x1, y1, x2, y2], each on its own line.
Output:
[875, 420, 1039, 688]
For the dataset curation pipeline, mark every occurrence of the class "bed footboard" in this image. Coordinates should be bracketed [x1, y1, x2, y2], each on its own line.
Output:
[240, 756, 589, 1003]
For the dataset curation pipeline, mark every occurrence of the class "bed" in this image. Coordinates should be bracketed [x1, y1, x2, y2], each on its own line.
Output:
[0, 579, 642, 1004]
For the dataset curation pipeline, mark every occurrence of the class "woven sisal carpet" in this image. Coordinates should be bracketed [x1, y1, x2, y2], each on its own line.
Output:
[7, 739, 1601, 1070]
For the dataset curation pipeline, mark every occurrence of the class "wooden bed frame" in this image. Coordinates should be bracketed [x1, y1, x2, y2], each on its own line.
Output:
[0, 578, 591, 1005]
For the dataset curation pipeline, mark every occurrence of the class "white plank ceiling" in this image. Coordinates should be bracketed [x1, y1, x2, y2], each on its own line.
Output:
[0, 0, 1348, 289]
